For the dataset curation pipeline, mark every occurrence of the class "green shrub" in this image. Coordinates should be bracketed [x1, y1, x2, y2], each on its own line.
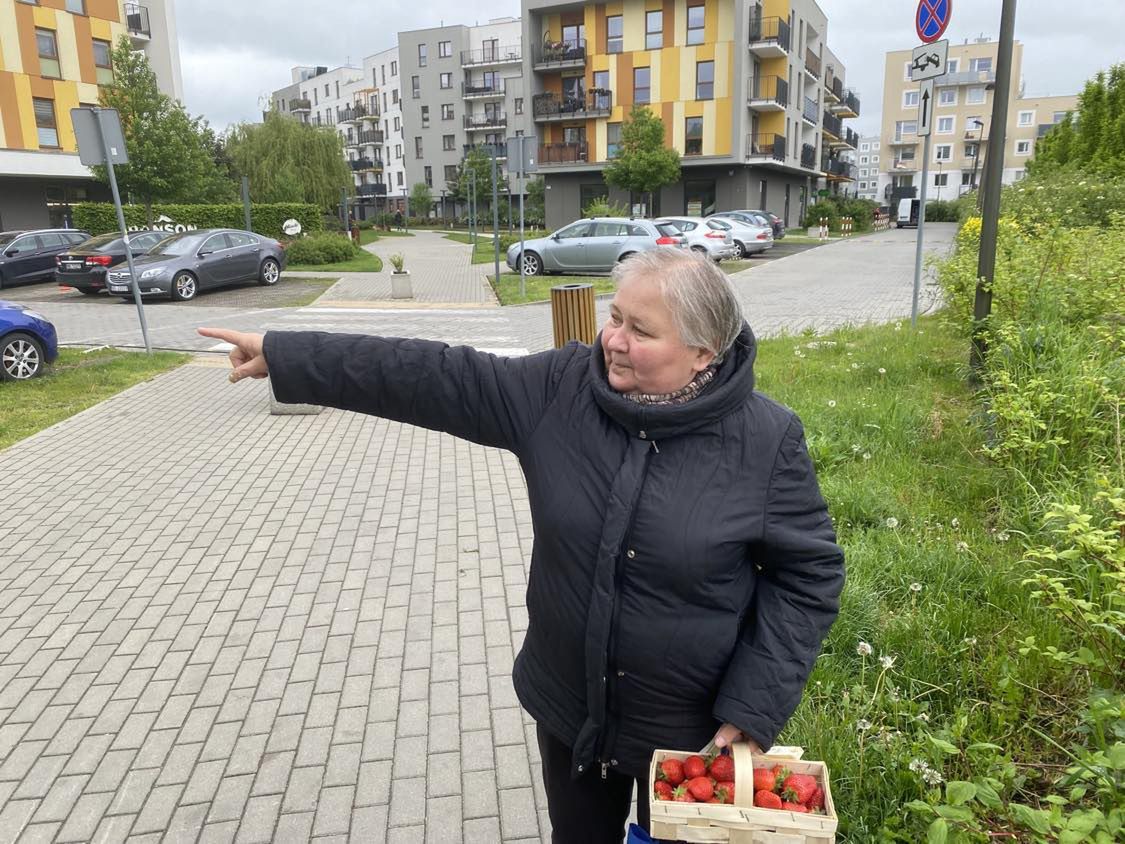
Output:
[582, 197, 630, 218]
[73, 203, 322, 240]
[924, 200, 958, 222]
[285, 233, 358, 265]
[1001, 172, 1125, 229]
[802, 201, 839, 230]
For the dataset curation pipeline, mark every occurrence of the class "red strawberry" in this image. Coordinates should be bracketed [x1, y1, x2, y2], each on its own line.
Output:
[672, 785, 696, 802]
[782, 802, 809, 813]
[770, 765, 790, 786]
[709, 754, 735, 782]
[682, 755, 707, 780]
[658, 759, 685, 786]
[714, 782, 735, 804]
[653, 781, 674, 801]
[753, 767, 779, 793]
[754, 790, 783, 809]
[808, 786, 825, 812]
[686, 776, 714, 802]
[781, 773, 818, 805]
[705, 797, 722, 803]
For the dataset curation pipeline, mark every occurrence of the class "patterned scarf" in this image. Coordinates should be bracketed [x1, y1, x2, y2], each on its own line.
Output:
[620, 365, 718, 406]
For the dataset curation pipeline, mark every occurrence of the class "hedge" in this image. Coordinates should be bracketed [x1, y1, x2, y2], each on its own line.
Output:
[284, 233, 360, 265]
[73, 203, 323, 241]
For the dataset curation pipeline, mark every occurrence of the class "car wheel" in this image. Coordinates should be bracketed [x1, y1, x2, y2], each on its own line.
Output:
[1, 332, 46, 381]
[259, 258, 281, 286]
[520, 251, 542, 276]
[170, 272, 198, 302]
[617, 252, 637, 264]
[734, 240, 748, 258]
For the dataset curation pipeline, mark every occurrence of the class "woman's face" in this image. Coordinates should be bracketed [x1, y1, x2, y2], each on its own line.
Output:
[601, 274, 715, 395]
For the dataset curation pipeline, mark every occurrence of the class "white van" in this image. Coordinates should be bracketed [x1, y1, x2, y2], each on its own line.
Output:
[896, 198, 920, 228]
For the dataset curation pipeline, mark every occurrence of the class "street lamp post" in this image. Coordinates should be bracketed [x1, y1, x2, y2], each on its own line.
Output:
[936, 160, 944, 201]
[440, 189, 447, 227]
[969, 119, 985, 196]
[403, 189, 409, 235]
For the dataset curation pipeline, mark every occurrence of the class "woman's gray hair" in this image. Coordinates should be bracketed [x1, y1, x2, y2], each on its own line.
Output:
[611, 248, 744, 361]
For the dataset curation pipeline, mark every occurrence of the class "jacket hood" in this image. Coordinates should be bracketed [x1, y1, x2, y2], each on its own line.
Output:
[589, 321, 758, 439]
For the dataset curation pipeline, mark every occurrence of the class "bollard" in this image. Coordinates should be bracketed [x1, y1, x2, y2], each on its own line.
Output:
[818, 217, 829, 241]
[550, 283, 597, 348]
[842, 216, 853, 237]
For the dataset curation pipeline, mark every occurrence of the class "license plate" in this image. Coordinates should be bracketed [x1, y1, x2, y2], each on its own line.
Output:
[110, 286, 127, 292]
[61, 261, 82, 270]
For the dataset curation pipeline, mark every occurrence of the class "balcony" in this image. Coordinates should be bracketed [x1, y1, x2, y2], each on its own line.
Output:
[349, 158, 383, 172]
[824, 73, 843, 103]
[804, 49, 821, 80]
[801, 97, 818, 126]
[538, 142, 589, 165]
[124, 3, 150, 40]
[837, 89, 859, 118]
[746, 132, 786, 161]
[941, 70, 997, 86]
[533, 38, 587, 71]
[346, 129, 384, 146]
[891, 157, 917, 171]
[822, 111, 842, 139]
[746, 75, 787, 111]
[290, 98, 312, 114]
[748, 11, 790, 57]
[891, 134, 918, 145]
[461, 44, 521, 67]
[844, 127, 859, 149]
[463, 111, 507, 131]
[462, 80, 505, 100]
[800, 143, 817, 169]
[532, 90, 612, 122]
[824, 158, 857, 181]
[338, 103, 369, 124]
[357, 184, 388, 197]
[463, 143, 507, 160]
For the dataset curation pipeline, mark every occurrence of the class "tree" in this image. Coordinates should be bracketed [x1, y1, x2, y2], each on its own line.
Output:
[603, 106, 681, 215]
[225, 110, 353, 210]
[448, 147, 508, 224]
[95, 37, 234, 217]
[525, 177, 545, 225]
[1031, 63, 1125, 175]
[409, 182, 434, 219]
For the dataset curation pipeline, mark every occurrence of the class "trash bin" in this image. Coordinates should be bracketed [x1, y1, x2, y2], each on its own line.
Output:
[550, 283, 597, 348]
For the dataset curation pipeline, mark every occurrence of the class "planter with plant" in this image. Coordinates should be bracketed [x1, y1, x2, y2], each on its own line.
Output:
[389, 253, 412, 299]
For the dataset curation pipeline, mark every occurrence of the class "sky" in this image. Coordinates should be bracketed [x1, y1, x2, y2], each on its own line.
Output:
[177, 0, 1124, 138]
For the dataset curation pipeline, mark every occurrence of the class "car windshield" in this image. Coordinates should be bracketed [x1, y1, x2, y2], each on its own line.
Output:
[81, 233, 122, 250]
[151, 232, 204, 256]
[707, 219, 732, 230]
[0, 233, 21, 248]
[656, 223, 682, 238]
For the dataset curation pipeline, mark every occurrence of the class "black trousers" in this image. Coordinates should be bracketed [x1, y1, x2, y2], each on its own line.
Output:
[537, 724, 651, 844]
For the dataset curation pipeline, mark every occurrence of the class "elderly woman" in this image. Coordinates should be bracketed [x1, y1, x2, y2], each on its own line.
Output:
[199, 249, 844, 843]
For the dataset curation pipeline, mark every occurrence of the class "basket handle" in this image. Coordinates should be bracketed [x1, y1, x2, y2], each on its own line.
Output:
[730, 742, 756, 809]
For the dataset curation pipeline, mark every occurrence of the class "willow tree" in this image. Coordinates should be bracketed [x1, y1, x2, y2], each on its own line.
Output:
[225, 111, 353, 209]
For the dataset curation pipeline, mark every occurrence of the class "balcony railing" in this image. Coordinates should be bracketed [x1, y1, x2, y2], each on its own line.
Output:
[802, 97, 818, 124]
[346, 129, 384, 146]
[746, 75, 788, 109]
[533, 38, 587, 70]
[824, 158, 857, 180]
[538, 142, 589, 164]
[800, 143, 817, 169]
[462, 80, 505, 99]
[289, 98, 311, 113]
[746, 132, 786, 160]
[461, 44, 521, 66]
[532, 90, 612, 121]
[124, 3, 150, 38]
[824, 73, 843, 103]
[349, 158, 383, 171]
[463, 112, 507, 130]
[844, 127, 859, 149]
[804, 49, 821, 79]
[892, 157, 917, 171]
[941, 70, 997, 86]
[338, 103, 369, 123]
[822, 111, 842, 137]
[841, 89, 860, 117]
[357, 184, 387, 197]
[463, 143, 507, 159]
[748, 12, 790, 55]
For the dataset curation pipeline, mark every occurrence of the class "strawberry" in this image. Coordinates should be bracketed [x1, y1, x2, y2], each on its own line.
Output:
[705, 797, 722, 803]
[714, 782, 735, 804]
[752, 767, 778, 793]
[682, 755, 707, 780]
[653, 781, 674, 801]
[808, 786, 825, 812]
[782, 801, 810, 813]
[658, 759, 685, 786]
[672, 785, 696, 802]
[781, 773, 818, 806]
[754, 790, 783, 809]
[708, 754, 735, 783]
[686, 776, 714, 802]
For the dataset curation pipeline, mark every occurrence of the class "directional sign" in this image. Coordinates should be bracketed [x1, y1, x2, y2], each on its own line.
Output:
[71, 107, 128, 166]
[917, 78, 936, 137]
[916, 0, 952, 44]
[911, 40, 949, 81]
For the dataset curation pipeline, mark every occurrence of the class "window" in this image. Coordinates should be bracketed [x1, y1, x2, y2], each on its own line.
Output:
[397, 172, 404, 186]
[443, 134, 455, 150]
[394, 116, 401, 132]
[441, 103, 454, 120]
[903, 90, 919, 108]
[904, 61, 913, 80]
[392, 89, 399, 104]
[859, 168, 868, 177]
[325, 84, 329, 96]
[961, 172, 973, 186]
[93, 39, 113, 85]
[557, 220, 593, 239]
[872, 154, 879, 162]
[634, 67, 650, 104]
[607, 15, 623, 53]
[418, 44, 427, 67]
[444, 165, 458, 183]
[391, 60, 397, 75]
[935, 144, 952, 162]
[946, 58, 959, 73]
[939, 87, 957, 106]
[65, 0, 85, 13]
[967, 86, 986, 104]
[895, 120, 917, 137]
[514, 97, 523, 115]
[1018, 110, 1034, 127]
[934, 173, 948, 187]
[562, 24, 584, 49]
[696, 61, 714, 100]
[414, 137, 423, 158]
[646, 11, 663, 49]
[424, 166, 433, 187]
[395, 144, 402, 159]
[965, 115, 982, 132]
[1052, 111, 1068, 123]
[873, 142, 880, 150]
[859, 155, 868, 164]
[687, 5, 705, 45]
[439, 40, 452, 58]
[412, 76, 420, 98]
[381, 66, 386, 84]
[440, 73, 452, 89]
[970, 56, 992, 73]
[607, 122, 621, 158]
[421, 105, 429, 127]
[899, 146, 916, 161]
[685, 117, 703, 156]
[1015, 139, 1031, 155]
[860, 143, 869, 152]
[858, 182, 866, 190]
[36, 29, 60, 79]
[937, 116, 954, 134]
[965, 142, 979, 158]
[33, 98, 58, 147]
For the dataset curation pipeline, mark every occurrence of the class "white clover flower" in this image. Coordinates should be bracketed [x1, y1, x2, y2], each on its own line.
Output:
[894, 322, 903, 331]
[880, 655, 896, 670]
[878, 367, 887, 375]
[963, 637, 978, 647]
[956, 541, 970, 553]
[850, 362, 860, 370]
[909, 582, 922, 593]
[856, 641, 873, 656]
[917, 713, 930, 723]
[856, 719, 872, 732]
[909, 758, 926, 773]
[885, 517, 899, 529]
[923, 768, 944, 786]
[863, 452, 872, 461]
[951, 517, 960, 528]
[997, 531, 1010, 542]
[851, 444, 861, 453]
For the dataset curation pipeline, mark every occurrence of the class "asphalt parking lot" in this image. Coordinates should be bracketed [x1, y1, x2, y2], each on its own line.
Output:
[0, 276, 339, 310]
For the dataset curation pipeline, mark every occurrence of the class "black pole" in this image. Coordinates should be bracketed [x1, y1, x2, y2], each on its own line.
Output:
[490, 146, 500, 288]
[241, 176, 252, 231]
[971, 0, 1017, 376]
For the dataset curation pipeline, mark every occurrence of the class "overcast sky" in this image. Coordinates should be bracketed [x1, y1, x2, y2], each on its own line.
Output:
[178, 0, 1123, 138]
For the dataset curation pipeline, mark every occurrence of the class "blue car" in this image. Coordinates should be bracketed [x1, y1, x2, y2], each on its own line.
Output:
[1, 300, 58, 380]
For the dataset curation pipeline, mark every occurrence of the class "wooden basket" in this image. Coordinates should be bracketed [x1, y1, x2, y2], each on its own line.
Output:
[648, 743, 837, 843]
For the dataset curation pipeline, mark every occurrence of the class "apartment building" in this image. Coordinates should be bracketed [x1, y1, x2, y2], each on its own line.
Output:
[520, 0, 861, 229]
[876, 38, 1077, 206]
[0, 0, 182, 229]
[853, 134, 880, 200]
[399, 18, 534, 212]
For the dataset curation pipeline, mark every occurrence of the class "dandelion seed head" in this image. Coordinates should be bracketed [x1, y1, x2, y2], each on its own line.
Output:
[885, 517, 899, 529]
[863, 452, 872, 461]
[878, 367, 887, 374]
[909, 582, 922, 593]
[856, 719, 872, 732]
[956, 541, 969, 553]
[856, 641, 873, 657]
[880, 655, 896, 669]
[828, 400, 837, 408]
[951, 517, 960, 528]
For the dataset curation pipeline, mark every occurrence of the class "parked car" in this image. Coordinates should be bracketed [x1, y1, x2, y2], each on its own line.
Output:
[0, 300, 58, 380]
[105, 229, 287, 301]
[896, 198, 921, 228]
[705, 213, 774, 257]
[655, 217, 740, 262]
[738, 209, 786, 239]
[506, 217, 685, 276]
[0, 229, 91, 290]
[55, 230, 166, 295]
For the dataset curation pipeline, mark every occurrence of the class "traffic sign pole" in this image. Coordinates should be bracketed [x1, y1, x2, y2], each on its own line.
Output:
[911, 131, 932, 328]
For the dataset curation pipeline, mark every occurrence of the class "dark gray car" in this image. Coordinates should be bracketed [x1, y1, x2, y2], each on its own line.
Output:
[0, 229, 91, 290]
[105, 229, 286, 301]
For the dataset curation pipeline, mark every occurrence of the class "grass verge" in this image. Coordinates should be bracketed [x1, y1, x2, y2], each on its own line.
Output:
[487, 273, 615, 305]
[286, 251, 383, 273]
[0, 348, 189, 451]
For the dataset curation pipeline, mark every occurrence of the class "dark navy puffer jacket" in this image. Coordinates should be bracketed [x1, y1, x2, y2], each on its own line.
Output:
[265, 324, 844, 780]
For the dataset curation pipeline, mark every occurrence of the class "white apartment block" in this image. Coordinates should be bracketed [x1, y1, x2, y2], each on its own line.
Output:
[854, 134, 880, 201]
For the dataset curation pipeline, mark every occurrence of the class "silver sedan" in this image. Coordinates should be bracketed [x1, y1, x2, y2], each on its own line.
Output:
[655, 217, 740, 262]
[707, 212, 774, 257]
[506, 217, 684, 276]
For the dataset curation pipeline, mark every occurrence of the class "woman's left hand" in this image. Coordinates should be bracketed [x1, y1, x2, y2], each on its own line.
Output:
[711, 722, 763, 753]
